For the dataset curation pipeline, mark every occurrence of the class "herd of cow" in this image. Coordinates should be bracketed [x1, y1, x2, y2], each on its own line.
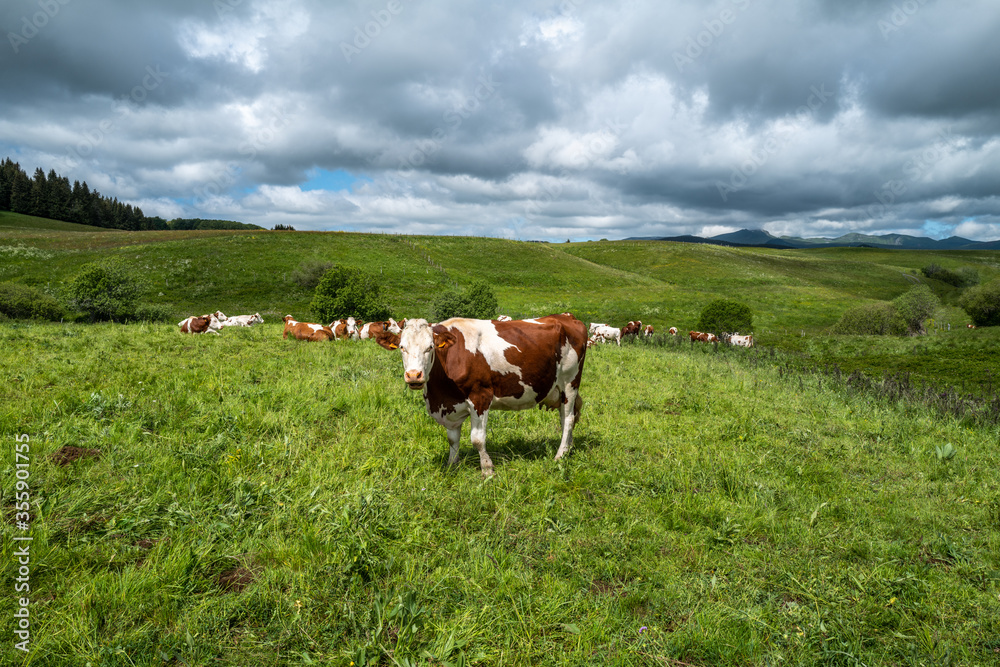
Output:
[176, 310, 752, 476]
[587, 320, 753, 348]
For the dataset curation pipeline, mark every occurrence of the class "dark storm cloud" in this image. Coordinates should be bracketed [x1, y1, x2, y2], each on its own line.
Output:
[1, 0, 999, 241]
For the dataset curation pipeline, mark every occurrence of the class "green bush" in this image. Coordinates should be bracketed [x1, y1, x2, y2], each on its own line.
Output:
[0, 282, 64, 320]
[921, 263, 979, 288]
[832, 302, 907, 335]
[696, 299, 753, 335]
[892, 284, 939, 334]
[67, 259, 146, 322]
[290, 260, 334, 290]
[311, 265, 391, 323]
[432, 281, 498, 321]
[959, 278, 1000, 327]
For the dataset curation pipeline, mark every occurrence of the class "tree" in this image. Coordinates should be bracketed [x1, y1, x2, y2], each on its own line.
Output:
[311, 265, 392, 323]
[696, 299, 753, 335]
[959, 278, 1000, 327]
[432, 281, 498, 321]
[891, 284, 939, 334]
[68, 258, 146, 322]
[832, 302, 907, 336]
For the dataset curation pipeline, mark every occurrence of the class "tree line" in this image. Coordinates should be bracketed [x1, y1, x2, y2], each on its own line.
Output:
[0, 158, 262, 231]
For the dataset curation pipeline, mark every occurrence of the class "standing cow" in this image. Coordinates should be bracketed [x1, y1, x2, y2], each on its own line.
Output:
[377, 314, 588, 477]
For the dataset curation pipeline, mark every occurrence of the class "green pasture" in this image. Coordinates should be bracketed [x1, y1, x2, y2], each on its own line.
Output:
[1, 322, 999, 666]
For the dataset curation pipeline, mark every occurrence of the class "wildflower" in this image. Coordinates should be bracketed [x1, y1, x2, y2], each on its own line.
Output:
[639, 626, 647, 633]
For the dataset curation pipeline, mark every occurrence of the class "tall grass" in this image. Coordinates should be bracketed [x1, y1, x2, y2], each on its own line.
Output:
[2, 322, 999, 665]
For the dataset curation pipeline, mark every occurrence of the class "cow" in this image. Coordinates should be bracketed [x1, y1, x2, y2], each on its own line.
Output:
[621, 321, 642, 339]
[668, 327, 678, 335]
[376, 314, 588, 477]
[219, 313, 264, 328]
[589, 322, 608, 336]
[728, 334, 754, 347]
[283, 315, 334, 342]
[179, 314, 223, 335]
[389, 318, 405, 334]
[359, 321, 388, 340]
[496, 315, 513, 322]
[212, 310, 228, 322]
[689, 331, 718, 343]
[591, 324, 621, 346]
[329, 317, 360, 340]
[968, 324, 977, 329]
[644, 325, 654, 337]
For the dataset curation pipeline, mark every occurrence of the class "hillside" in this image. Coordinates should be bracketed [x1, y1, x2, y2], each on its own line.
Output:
[2, 214, 999, 391]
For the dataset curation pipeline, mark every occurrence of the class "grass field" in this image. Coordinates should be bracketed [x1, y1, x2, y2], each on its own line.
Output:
[2, 321, 999, 666]
[2, 212, 999, 392]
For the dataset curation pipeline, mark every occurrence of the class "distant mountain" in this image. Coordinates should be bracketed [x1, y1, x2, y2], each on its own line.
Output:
[625, 229, 999, 250]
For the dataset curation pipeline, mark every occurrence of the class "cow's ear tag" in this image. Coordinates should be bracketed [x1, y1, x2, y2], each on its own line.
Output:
[390, 343, 398, 349]
[437, 341, 447, 348]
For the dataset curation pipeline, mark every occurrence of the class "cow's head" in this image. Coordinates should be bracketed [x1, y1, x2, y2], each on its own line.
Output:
[252, 313, 263, 323]
[376, 319, 456, 390]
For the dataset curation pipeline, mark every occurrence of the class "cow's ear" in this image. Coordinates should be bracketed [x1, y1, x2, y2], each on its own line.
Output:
[375, 331, 400, 350]
[434, 331, 456, 350]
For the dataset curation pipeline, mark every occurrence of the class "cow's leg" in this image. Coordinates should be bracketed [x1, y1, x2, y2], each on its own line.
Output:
[554, 385, 581, 461]
[469, 410, 494, 477]
[446, 425, 462, 467]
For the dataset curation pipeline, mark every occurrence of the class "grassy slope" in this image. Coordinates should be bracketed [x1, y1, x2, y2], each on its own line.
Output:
[2, 216, 999, 390]
[1, 323, 998, 666]
[0, 210, 120, 233]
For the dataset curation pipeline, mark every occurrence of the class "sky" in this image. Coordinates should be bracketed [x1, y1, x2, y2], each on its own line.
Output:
[2, 0, 999, 241]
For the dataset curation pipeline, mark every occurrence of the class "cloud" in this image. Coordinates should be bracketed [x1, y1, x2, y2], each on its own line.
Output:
[1, 0, 998, 240]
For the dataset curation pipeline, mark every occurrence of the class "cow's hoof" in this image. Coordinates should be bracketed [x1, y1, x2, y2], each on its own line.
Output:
[481, 467, 495, 478]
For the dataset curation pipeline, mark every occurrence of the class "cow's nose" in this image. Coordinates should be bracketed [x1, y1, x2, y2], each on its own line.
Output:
[405, 370, 424, 384]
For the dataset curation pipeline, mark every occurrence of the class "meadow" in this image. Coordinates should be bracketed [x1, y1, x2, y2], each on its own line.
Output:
[2, 215, 1000, 665]
[1, 321, 999, 666]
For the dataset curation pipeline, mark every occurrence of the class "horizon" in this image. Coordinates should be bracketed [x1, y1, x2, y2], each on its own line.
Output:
[2, 1, 999, 242]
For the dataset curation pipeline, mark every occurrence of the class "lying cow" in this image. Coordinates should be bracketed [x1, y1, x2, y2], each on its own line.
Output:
[179, 314, 223, 335]
[377, 314, 588, 477]
[329, 317, 360, 340]
[283, 315, 334, 342]
[220, 313, 264, 328]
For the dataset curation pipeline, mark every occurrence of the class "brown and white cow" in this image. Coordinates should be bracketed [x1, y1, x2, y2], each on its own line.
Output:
[329, 317, 360, 340]
[668, 327, 678, 335]
[283, 315, 334, 342]
[377, 314, 588, 477]
[359, 321, 388, 340]
[621, 321, 642, 339]
[728, 333, 754, 347]
[644, 324, 654, 337]
[179, 314, 223, 334]
[689, 331, 718, 343]
[590, 324, 621, 346]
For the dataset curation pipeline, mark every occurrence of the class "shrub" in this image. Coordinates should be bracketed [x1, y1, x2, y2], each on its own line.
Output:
[892, 284, 939, 334]
[921, 263, 979, 288]
[0, 282, 64, 320]
[67, 259, 146, 322]
[832, 302, 907, 336]
[290, 260, 335, 290]
[311, 265, 391, 323]
[432, 281, 498, 321]
[959, 278, 1000, 327]
[696, 299, 753, 335]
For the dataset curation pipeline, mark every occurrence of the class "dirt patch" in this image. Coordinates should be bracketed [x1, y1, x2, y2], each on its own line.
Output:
[50, 446, 101, 466]
[589, 579, 627, 596]
[217, 566, 256, 593]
